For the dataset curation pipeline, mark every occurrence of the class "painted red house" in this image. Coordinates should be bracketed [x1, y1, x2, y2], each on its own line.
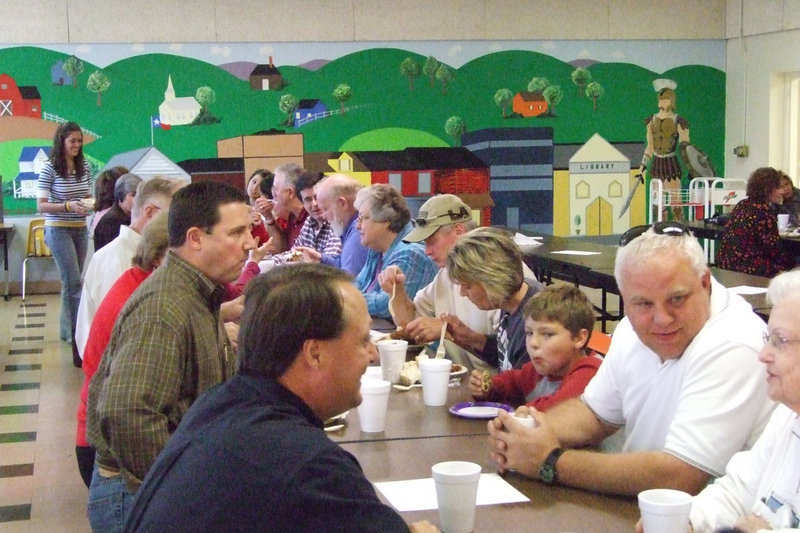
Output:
[0, 73, 42, 118]
[512, 91, 547, 117]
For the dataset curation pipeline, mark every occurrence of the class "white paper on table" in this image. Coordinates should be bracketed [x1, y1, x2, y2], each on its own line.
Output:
[374, 473, 529, 512]
[550, 250, 601, 256]
[513, 233, 543, 248]
[728, 285, 768, 295]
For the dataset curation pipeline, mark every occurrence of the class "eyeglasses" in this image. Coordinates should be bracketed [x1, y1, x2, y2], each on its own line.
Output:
[412, 207, 471, 228]
[763, 331, 800, 351]
[618, 221, 691, 247]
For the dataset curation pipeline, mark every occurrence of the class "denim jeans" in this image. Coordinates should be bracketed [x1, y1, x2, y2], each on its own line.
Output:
[44, 225, 87, 340]
[87, 463, 134, 533]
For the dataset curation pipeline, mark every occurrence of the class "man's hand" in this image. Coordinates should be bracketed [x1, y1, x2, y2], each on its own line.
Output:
[295, 246, 321, 263]
[487, 409, 558, 477]
[733, 513, 769, 533]
[220, 295, 244, 323]
[378, 265, 406, 294]
[224, 322, 239, 353]
[254, 197, 274, 219]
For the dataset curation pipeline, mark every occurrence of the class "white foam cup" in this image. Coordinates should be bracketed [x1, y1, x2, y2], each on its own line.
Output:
[362, 366, 383, 381]
[778, 213, 790, 231]
[637, 489, 692, 533]
[512, 413, 537, 428]
[431, 461, 482, 533]
[357, 379, 391, 432]
[377, 339, 408, 383]
[419, 358, 452, 406]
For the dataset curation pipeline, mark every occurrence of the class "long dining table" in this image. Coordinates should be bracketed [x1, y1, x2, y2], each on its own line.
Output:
[329, 375, 640, 531]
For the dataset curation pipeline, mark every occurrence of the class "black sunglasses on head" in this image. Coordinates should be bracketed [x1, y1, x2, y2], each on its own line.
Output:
[412, 207, 470, 228]
[618, 221, 690, 247]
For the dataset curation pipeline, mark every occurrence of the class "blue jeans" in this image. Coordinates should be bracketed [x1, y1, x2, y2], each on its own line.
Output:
[44, 225, 87, 340]
[87, 463, 134, 533]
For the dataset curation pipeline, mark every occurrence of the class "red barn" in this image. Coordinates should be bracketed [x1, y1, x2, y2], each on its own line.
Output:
[0, 73, 42, 118]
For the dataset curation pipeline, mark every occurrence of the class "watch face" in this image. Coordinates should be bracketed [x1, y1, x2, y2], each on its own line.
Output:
[539, 463, 556, 484]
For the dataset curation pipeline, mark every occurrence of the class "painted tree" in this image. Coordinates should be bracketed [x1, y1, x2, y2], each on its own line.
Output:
[571, 67, 591, 97]
[527, 77, 549, 93]
[63, 55, 84, 89]
[423, 56, 440, 88]
[585, 81, 604, 110]
[445, 116, 466, 147]
[332, 84, 352, 114]
[400, 57, 421, 90]
[543, 85, 563, 117]
[86, 70, 110, 107]
[195, 86, 216, 113]
[494, 88, 513, 118]
[279, 94, 299, 126]
[435, 64, 454, 95]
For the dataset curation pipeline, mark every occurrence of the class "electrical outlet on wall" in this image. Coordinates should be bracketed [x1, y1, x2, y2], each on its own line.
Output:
[733, 145, 749, 157]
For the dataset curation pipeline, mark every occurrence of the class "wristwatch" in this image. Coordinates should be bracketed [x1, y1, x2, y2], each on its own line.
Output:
[538, 447, 564, 485]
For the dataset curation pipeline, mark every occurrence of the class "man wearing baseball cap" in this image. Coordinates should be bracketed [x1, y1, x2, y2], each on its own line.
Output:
[378, 194, 497, 372]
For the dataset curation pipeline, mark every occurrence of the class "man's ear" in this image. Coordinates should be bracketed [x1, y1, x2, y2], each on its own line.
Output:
[184, 226, 204, 251]
[300, 339, 324, 369]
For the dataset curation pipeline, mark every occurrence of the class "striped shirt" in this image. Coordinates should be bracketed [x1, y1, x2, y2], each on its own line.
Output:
[273, 217, 342, 265]
[37, 160, 92, 226]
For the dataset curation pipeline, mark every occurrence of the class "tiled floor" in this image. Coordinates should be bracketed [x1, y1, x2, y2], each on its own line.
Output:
[0, 294, 90, 532]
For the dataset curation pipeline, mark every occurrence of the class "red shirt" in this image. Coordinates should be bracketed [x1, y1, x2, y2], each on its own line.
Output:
[280, 209, 308, 249]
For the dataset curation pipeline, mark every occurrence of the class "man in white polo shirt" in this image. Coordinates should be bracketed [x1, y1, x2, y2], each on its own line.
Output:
[487, 223, 775, 497]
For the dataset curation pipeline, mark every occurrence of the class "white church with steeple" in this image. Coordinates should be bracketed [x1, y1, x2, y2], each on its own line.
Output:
[157, 75, 200, 126]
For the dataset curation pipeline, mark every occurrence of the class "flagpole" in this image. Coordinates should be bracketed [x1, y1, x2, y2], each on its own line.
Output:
[150, 116, 154, 146]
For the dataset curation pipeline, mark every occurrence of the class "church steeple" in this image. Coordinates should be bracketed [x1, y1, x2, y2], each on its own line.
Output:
[164, 75, 176, 102]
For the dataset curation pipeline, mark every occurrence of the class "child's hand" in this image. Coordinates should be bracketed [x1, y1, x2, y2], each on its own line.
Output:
[469, 369, 491, 399]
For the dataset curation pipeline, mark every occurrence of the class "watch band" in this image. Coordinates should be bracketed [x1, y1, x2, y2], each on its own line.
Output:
[538, 447, 565, 485]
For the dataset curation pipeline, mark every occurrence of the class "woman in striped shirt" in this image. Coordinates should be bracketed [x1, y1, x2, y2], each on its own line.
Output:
[37, 122, 92, 366]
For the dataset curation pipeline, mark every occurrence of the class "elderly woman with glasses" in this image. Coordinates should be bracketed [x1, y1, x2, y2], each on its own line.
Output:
[446, 227, 544, 372]
[717, 167, 794, 277]
[656, 268, 799, 532]
[353, 184, 438, 319]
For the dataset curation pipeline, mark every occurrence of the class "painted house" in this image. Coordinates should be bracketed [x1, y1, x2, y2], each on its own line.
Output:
[353, 147, 493, 224]
[157, 75, 200, 126]
[14, 146, 51, 199]
[0, 73, 42, 118]
[294, 99, 328, 127]
[178, 157, 245, 193]
[249, 57, 284, 90]
[304, 151, 372, 186]
[50, 60, 72, 86]
[463, 127, 554, 232]
[102, 146, 191, 182]
[217, 129, 303, 179]
[512, 91, 547, 117]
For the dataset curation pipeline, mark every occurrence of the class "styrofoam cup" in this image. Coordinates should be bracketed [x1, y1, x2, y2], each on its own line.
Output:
[432, 461, 482, 533]
[778, 213, 790, 231]
[362, 366, 383, 381]
[637, 489, 692, 533]
[419, 358, 452, 406]
[357, 379, 391, 432]
[377, 339, 408, 383]
[513, 414, 537, 428]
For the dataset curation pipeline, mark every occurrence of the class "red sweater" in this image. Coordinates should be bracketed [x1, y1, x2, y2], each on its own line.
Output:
[76, 267, 151, 446]
[481, 352, 602, 411]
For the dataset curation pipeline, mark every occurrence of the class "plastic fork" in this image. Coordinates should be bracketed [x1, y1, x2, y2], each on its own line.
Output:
[435, 321, 447, 358]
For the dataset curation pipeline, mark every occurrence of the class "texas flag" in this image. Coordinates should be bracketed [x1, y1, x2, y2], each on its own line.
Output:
[151, 115, 171, 130]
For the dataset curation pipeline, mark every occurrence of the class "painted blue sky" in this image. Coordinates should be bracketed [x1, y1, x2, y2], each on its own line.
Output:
[1, 40, 726, 72]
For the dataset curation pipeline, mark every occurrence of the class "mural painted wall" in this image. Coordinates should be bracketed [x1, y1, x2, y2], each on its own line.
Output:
[0, 40, 725, 234]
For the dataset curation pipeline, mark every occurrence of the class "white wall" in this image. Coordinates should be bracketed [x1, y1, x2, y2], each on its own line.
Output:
[725, 0, 800, 180]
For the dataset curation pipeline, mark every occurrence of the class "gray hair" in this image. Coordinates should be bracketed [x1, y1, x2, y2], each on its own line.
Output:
[274, 163, 304, 192]
[615, 227, 708, 291]
[354, 184, 410, 233]
[767, 268, 800, 306]
[114, 173, 143, 204]
[446, 227, 523, 308]
[318, 174, 363, 202]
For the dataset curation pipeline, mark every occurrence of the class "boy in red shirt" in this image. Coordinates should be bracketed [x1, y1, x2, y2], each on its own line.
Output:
[469, 283, 602, 411]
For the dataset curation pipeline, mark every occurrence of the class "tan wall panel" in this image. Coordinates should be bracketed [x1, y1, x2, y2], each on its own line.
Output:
[68, 0, 217, 43]
[609, 0, 725, 39]
[354, 0, 485, 41]
[216, 0, 354, 41]
[486, 0, 610, 40]
[217, 137, 244, 158]
[242, 134, 304, 157]
[0, 0, 69, 43]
